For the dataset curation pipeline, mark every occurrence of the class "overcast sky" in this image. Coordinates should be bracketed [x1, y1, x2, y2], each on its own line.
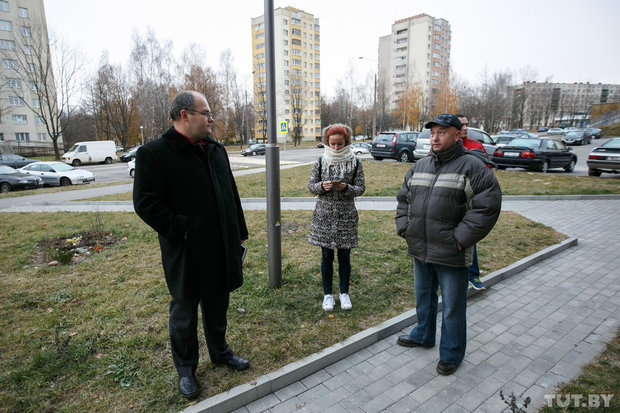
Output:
[44, 0, 620, 97]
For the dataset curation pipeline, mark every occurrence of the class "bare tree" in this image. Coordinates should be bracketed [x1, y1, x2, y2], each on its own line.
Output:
[8, 24, 84, 158]
[130, 28, 174, 142]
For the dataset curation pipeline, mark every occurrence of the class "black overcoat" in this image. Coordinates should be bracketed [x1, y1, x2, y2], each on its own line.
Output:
[133, 127, 248, 299]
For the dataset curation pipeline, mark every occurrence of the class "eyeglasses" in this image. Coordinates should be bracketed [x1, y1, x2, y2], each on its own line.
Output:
[186, 109, 214, 119]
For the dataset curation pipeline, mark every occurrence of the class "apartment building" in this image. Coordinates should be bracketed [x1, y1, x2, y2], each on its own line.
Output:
[511, 81, 620, 128]
[0, 0, 59, 155]
[378, 14, 451, 113]
[251, 6, 321, 143]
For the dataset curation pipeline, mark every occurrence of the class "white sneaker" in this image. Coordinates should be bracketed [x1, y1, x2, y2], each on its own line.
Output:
[322, 294, 335, 311]
[339, 293, 352, 310]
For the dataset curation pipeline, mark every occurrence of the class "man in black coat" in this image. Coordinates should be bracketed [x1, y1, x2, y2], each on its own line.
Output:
[133, 91, 249, 400]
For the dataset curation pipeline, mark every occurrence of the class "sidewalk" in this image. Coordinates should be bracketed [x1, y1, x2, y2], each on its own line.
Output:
[182, 198, 620, 413]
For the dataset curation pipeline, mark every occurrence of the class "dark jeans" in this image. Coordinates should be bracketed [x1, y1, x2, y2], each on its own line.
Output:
[169, 292, 233, 377]
[321, 247, 351, 295]
[468, 244, 480, 281]
[408, 259, 469, 365]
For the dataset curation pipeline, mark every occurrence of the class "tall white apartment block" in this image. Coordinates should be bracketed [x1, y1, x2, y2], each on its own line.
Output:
[251, 6, 321, 142]
[0, 0, 59, 153]
[378, 14, 451, 112]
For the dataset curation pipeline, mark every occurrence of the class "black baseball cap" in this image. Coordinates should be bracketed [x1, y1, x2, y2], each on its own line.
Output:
[424, 114, 462, 130]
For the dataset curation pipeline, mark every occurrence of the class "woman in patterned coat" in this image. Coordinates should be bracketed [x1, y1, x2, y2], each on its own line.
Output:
[308, 124, 365, 311]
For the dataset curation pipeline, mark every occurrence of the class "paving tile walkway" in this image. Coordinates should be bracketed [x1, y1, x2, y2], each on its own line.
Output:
[188, 198, 620, 413]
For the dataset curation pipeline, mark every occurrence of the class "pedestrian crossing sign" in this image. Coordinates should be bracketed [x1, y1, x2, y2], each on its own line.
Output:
[280, 121, 288, 134]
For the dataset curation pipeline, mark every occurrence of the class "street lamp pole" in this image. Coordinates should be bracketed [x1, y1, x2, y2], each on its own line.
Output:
[140, 126, 144, 146]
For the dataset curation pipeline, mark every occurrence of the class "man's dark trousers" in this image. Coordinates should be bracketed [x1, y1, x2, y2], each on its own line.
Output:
[169, 292, 233, 377]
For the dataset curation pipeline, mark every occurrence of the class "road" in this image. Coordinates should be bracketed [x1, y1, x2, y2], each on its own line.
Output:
[74, 138, 617, 184]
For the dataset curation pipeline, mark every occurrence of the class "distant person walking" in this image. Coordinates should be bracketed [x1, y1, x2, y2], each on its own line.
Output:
[133, 91, 250, 400]
[308, 124, 366, 311]
[395, 114, 501, 375]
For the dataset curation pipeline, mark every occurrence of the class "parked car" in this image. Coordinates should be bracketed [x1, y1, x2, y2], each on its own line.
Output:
[19, 161, 95, 186]
[0, 153, 38, 168]
[241, 143, 266, 156]
[371, 131, 420, 162]
[128, 159, 136, 178]
[466, 128, 496, 157]
[316, 142, 324, 148]
[562, 130, 591, 146]
[414, 127, 495, 159]
[492, 138, 576, 173]
[0, 165, 44, 193]
[537, 126, 549, 132]
[548, 128, 565, 135]
[120, 146, 141, 162]
[584, 127, 603, 139]
[493, 135, 521, 148]
[586, 138, 620, 177]
[351, 142, 371, 154]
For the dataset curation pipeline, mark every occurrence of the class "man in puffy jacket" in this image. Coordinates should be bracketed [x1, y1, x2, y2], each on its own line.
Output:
[395, 114, 501, 375]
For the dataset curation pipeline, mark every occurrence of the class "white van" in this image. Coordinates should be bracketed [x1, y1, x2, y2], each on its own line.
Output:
[62, 141, 118, 166]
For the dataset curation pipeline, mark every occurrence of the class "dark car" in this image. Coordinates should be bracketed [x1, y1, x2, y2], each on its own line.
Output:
[492, 137, 577, 173]
[0, 164, 44, 192]
[371, 131, 420, 162]
[562, 130, 591, 146]
[538, 126, 549, 132]
[584, 127, 603, 139]
[0, 153, 38, 168]
[119, 146, 141, 162]
[587, 138, 620, 177]
[241, 143, 266, 156]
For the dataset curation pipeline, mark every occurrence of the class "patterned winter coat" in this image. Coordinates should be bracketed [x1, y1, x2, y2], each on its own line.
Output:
[307, 157, 365, 249]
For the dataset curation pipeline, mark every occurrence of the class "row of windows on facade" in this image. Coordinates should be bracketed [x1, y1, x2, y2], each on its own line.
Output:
[5, 77, 38, 90]
[3, 58, 35, 71]
[256, 60, 320, 71]
[0, 132, 47, 142]
[256, 42, 320, 53]
[393, 77, 440, 89]
[395, 23, 447, 37]
[6, 113, 45, 124]
[254, 19, 319, 32]
[8, 95, 39, 106]
[255, 52, 320, 62]
[255, 80, 320, 90]
[0, 19, 31, 36]
[395, 61, 442, 72]
[256, 29, 319, 41]
[394, 42, 447, 54]
[393, 52, 449, 62]
[256, 127, 322, 134]
[0, 1, 29, 17]
[0, 38, 34, 54]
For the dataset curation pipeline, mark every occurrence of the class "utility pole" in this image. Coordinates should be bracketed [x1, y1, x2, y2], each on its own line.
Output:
[264, 0, 281, 288]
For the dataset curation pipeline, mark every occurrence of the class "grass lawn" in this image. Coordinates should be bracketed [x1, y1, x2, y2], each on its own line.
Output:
[0, 208, 564, 412]
[71, 160, 620, 203]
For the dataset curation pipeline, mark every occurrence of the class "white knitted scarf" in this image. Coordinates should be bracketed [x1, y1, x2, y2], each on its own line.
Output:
[321, 145, 356, 180]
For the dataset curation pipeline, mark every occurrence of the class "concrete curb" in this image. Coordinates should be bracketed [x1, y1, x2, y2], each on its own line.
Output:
[182, 236, 578, 413]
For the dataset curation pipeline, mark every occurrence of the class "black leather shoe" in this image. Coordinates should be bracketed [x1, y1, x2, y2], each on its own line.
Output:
[397, 335, 426, 347]
[178, 375, 199, 399]
[436, 360, 459, 375]
[218, 354, 250, 371]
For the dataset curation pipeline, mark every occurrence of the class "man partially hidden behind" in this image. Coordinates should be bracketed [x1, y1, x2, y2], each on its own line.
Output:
[457, 114, 489, 291]
[395, 114, 501, 375]
[133, 91, 250, 400]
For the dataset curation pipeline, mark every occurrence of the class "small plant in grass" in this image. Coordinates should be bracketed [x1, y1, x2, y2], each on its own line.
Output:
[500, 390, 531, 413]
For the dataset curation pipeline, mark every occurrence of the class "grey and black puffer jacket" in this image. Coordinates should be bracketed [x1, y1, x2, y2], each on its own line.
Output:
[395, 141, 502, 267]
